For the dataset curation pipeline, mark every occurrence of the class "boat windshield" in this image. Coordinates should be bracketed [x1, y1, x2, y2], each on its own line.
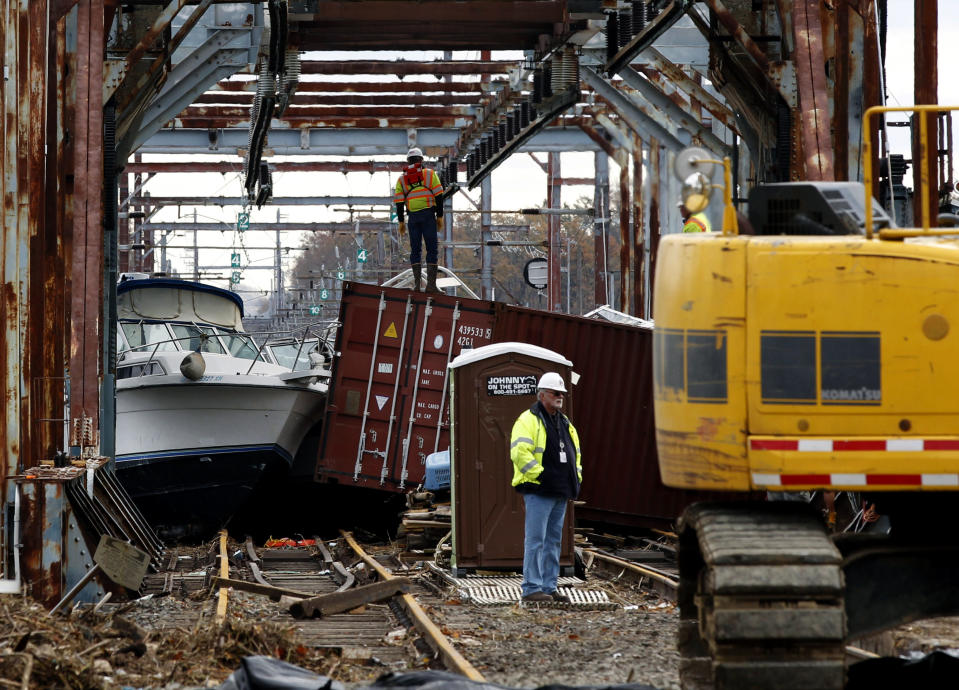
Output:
[170, 324, 226, 353]
[121, 322, 177, 352]
[268, 342, 315, 370]
[218, 330, 261, 360]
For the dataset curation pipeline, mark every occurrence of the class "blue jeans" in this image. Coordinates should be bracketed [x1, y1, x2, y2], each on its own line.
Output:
[407, 208, 438, 264]
[521, 493, 567, 597]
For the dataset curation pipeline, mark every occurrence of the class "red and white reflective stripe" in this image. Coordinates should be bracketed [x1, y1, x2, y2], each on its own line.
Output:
[750, 438, 959, 452]
[752, 472, 959, 487]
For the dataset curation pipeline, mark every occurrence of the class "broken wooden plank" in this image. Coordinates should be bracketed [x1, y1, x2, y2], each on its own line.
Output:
[289, 578, 412, 619]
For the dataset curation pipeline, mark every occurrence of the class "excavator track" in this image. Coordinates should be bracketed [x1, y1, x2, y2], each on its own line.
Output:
[677, 503, 846, 690]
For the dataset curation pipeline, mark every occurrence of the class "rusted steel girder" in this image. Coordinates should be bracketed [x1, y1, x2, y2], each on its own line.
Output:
[792, 0, 835, 181]
[212, 79, 503, 93]
[618, 150, 630, 315]
[194, 93, 486, 106]
[701, 0, 771, 73]
[124, 161, 409, 174]
[647, 139, 662, 315]
[69, 0, 106, 443]
[300, 60, 517, 76]
[913, 0, 937, 226]
[40, 7, 70, 462]
[3, 0, 54, 478]
[173, 116, 469, 129]
[861, 0, 882, 198]
[290, 0, 564, 23]
[182, 105, 479, 119]
[632, 136, 644, 319]
[638, 47, 740, 135]
[123, 0, 186, 73]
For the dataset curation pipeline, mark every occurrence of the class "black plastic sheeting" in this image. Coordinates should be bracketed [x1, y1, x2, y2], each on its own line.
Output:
[220, 653, 959, 690]
[367, 671, 657, 690]
[218, 656, 342, 690]
[847, 650, 959, 690]
[217, 659, 658, 690]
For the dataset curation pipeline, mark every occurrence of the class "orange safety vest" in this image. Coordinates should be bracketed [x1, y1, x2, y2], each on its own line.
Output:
[393, 166, 443, 213]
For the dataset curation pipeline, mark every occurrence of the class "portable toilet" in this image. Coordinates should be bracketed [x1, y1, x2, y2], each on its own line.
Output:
[447, 342, 576, 576]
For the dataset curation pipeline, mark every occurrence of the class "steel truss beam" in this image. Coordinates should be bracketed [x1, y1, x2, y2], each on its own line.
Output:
[581, 67, 686, 151]
[139, 126, 601, 155]
[194, 93, 487, 106]
[142, 222, 394, 232]
[133, 196, 394, 206]
[124, 161, 408, 173]
[299, 60, 518, 75]
[211, 80, 506, 93]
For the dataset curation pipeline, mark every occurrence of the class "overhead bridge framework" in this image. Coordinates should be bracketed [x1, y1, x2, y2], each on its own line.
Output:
[3, 2, 900, 593]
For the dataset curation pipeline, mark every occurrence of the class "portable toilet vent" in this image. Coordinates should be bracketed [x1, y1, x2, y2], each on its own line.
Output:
[423, 450, 451, 491]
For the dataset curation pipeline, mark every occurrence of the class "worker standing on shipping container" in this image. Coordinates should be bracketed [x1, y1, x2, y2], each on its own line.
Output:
[394, 147, 445, 293]
[509, 372, 582, 603]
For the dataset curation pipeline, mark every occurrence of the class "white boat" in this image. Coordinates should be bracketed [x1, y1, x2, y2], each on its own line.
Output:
[114, 276, 330, 536]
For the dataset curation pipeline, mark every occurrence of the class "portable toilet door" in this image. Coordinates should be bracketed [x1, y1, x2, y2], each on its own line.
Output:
[447, 342, 576, 575]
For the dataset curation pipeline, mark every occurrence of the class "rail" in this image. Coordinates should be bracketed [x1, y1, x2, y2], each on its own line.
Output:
[340, 530, 486, 682]
[583, 549, 679, 592]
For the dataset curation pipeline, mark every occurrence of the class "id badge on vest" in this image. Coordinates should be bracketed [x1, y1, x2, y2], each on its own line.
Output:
[559, 440, 567, 464]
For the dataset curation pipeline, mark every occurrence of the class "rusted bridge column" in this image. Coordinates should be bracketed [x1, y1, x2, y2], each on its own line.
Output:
[648, 139, 662, 318]
[632, 135, 645, 319]
[69, 0, 106, 450]
[2, 0, 55, 475]
[792, 0, 835, 181]
[617, 150, 630, 314]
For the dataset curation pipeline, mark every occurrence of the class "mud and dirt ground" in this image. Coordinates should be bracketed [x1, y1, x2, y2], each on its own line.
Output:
[1, 545, 957, 689]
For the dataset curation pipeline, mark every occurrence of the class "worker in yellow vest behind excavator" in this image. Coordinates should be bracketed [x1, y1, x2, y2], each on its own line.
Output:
[679, 200, 712, 233]
[394, 147, 445, 292]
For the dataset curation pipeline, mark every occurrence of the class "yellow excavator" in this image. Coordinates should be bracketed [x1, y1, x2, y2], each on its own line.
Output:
[654, 106, 959, 689]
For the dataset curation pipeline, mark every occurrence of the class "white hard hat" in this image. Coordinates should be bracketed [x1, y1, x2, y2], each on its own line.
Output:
[407, 147, 424, 159]
[537, 372, 567, 392]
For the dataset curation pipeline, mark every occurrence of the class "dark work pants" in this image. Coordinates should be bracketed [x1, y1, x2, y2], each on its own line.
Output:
[408, 208, 438, 264]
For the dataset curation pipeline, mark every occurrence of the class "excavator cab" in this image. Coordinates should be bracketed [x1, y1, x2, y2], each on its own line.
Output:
[654, 106, 959, 689]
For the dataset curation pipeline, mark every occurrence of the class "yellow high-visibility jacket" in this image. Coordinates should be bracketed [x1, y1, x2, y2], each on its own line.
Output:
[509, 404, 582, 492]
[393, 167, 443, 213]
[683, 212, 712, 233]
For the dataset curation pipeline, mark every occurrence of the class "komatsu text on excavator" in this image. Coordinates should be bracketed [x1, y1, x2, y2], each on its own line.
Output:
[654, 105, 959, 690]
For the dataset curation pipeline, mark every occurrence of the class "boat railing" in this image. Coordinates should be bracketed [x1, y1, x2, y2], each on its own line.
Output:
[117, 319, 340, 378]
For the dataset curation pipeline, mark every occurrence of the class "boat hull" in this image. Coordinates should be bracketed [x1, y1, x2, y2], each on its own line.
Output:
[115, 377, 325, 536]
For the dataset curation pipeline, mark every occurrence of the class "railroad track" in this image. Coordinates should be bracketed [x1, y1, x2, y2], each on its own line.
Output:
[210, 530, 484, 680]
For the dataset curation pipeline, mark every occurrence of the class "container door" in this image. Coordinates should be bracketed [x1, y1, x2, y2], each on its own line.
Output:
[318, 283, 495, 491]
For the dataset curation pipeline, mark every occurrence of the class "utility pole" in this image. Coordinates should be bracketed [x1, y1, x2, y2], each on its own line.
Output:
[481, 175, 492, 299]
[192, 209, 199, 281]
[594, 151, 609, 307]
[275, 209, 283, 315]
[548, 153, 561, 312]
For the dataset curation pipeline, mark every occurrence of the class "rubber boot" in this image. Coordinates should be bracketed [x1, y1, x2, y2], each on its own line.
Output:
[411, 263, 422, 291]
[426, 263, 442, 293]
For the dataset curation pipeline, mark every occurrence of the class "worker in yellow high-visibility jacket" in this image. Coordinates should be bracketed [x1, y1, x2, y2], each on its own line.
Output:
[394, 147, 445, 292]
[679, 201, 712, 233]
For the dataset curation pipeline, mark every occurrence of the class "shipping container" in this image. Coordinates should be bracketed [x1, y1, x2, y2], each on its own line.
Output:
[317, 283, 497, 490]
[317, 282, 725, 528]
